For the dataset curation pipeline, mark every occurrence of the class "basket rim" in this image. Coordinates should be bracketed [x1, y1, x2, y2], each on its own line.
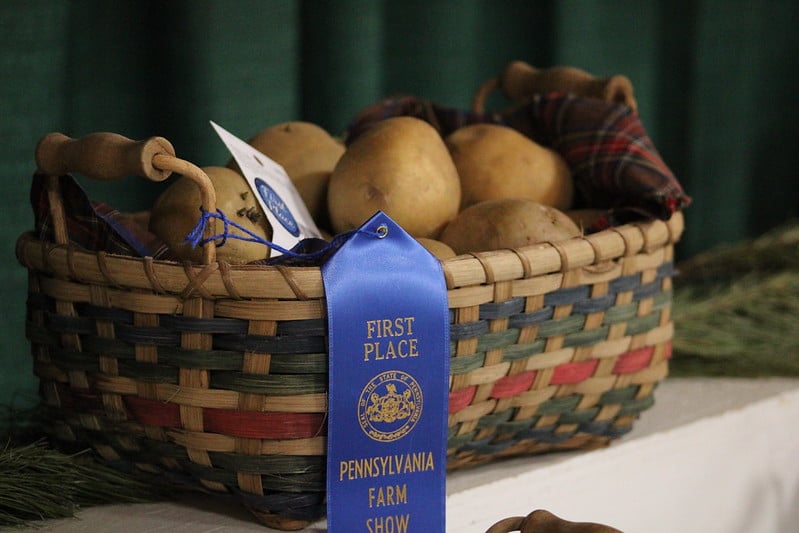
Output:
[16, 211, 683, 300]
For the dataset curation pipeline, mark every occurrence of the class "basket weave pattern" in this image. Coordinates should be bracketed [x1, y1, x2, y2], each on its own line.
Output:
[17, 130, 685, 528]
[16, 205, 682, 526]
[444, 223, 678, 468]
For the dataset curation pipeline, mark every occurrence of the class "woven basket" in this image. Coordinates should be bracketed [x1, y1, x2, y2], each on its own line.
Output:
[16, 132, 684, 530]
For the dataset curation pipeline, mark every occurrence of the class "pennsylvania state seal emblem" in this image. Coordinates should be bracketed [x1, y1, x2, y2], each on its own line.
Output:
[358, 371, 423, 442]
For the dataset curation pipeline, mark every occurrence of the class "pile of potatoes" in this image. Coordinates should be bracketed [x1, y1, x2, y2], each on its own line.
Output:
[149, 116, 588, 263]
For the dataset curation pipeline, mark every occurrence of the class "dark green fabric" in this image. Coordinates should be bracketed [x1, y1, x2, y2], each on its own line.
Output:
[1, 0, 797, 405]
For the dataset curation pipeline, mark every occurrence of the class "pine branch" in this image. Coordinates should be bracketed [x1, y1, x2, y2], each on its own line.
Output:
[0, 439, 171, 527]
[675, 221, 799, 284]
[671, 221, 799, 376]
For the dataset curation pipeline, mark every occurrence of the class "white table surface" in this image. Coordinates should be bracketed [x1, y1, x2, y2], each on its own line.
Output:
[16, 377, 799, 533]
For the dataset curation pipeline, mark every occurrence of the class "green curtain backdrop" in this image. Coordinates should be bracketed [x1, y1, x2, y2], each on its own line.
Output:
[1, 0, 797, 407]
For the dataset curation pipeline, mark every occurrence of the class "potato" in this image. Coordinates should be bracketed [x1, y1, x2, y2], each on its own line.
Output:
[445, 123, 573, 210]
[149, 166, 272, 263]
[439, 198, 581, 254]
[328, 116, 461, 238]
[416, 237, 457, 260]
[229, 121, 345, 231]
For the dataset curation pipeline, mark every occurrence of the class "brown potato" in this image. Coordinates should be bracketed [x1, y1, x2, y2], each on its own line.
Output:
[439, 198, 581, 254]
[229, 121, 345, 231]
[445, 123, 573, 210]
[416, 237, 457, 260]
[328, 116, 461, 238]
[149, 166, 272, 263]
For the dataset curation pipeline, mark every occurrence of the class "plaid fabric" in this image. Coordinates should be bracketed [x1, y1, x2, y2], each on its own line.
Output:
[31, 173, 175, 259]
[344, 95, 500, 143]
[502, 93, 691, 219]
[345, 93, 691, 221]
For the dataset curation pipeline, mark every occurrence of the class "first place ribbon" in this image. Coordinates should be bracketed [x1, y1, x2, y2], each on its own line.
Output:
[322, 211, 449, 533]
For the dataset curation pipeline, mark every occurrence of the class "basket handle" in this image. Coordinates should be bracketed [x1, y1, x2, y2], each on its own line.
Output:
[471, 76, 499, 114]
[36, 132, 178, 182]
[35, 132, 217, 264]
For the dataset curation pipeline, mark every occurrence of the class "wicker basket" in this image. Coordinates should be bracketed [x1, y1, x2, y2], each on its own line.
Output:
[16, 132, 684, 530]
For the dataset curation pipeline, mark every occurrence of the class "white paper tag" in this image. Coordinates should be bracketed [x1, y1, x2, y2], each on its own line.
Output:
[210, 121, 322, 256]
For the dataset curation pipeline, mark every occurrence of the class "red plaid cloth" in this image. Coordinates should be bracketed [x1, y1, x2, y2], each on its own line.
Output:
[503, 93, 691, 219]
[344, 95, 499, 143]
[30, 173, 175, 259]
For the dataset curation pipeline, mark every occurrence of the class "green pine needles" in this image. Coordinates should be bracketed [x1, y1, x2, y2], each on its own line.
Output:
[671, 221, 799, 376]
[0, 439, 170, 527]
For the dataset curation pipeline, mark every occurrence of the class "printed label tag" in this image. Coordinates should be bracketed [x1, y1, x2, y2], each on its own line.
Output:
[210, 121, 321, 255]
[322, 211, 449, 533]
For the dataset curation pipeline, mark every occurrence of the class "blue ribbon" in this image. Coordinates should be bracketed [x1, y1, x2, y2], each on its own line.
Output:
[321, 211, 449, 532]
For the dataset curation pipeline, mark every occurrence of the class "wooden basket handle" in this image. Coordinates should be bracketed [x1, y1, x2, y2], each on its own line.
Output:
[36, 132, 177, 182]
[35, 132, 217, 264]
[471, 76, 499, 114]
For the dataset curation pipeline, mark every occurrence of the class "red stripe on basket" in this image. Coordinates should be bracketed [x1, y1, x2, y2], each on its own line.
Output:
[664, 341, 673, 359]
[613, 346, 655, 374]
[448, 386, 476, 414]
[490, 371, 538, 399]
[124, 396, 181, 426]
[204, 409, 325, 439]
[123, 397, 325, 439]
[550, 360, 599, 385]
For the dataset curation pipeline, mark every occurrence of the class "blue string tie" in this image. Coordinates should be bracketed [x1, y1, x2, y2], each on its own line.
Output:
[185, 208, 382, 265]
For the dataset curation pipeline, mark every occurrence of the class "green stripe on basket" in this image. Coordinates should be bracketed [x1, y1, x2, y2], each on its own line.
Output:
[625, 313, 661, 336]
[558, 406, 600, 424]
[450, 352, 486, 374]
[118, 360, 178, 383]
[269, 353, 328, 374]
[259, 472, 326, 493]
[476, 409, 514, 429]
[81, 340, 329, 374]
[652, 288, 673, 310]
[535, 314, 586, 338]
[210, 371, 327, 395]
[562, 326, 610, 347]
[475, 329, 520, 352]
[599, 385, 638, 404]
[160, 349, 328, 374]
[535, 394, 581, 415]
[502, 339, 546, 361]
[157, 347, 243, 370]
[447, 429, 477, 448]
[81, 336, 135, 359]
[181, 461, 324, 492]
[603, 302, 637, 324]
[497, 417, 539, 435]
[208, 453, 324, 475]
[617, 393, 656, 416]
